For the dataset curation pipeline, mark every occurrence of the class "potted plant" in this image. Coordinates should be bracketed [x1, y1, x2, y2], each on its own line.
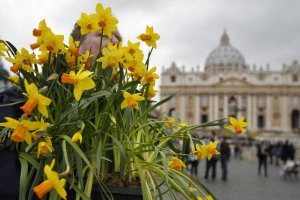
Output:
[0, 3, 248, 200]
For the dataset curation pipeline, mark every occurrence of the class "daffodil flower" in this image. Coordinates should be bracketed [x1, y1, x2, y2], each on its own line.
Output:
[137, 26, 160, 48]
[20, 80, 51, 118]
[141, 67, 159, 85]
[6, 48, 37, 73]
[123, 41, 143, 58]
[95, 3, 118, 38]
[77, 13, 99, 35]
[97, 43, 123, 69]
[68, 36, 80, 56]
[37, 136, 54, 157]
[225, 116, 248, 135]
[0, 42, 8, 56]
[164, 117, 175, 128]
[168, 157, 186, 170]
[61, 68, 96, 101]
[121, 91, 145, 110]
[0, 117, 45, 144]
[195, 141, 220, 160]
[71, 132, 83, 144]
[33, 159, 67, 200]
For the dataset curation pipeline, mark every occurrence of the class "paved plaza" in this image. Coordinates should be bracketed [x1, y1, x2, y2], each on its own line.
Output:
[195, 158, 300, 200]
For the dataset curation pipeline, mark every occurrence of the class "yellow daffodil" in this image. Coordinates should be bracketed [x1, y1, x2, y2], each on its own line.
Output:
[30, 20, 51, 50]
[39, 31, 65, 53]
[77, 13, 99, 35]
[206, 141, 220, 160]
[137, 26, 160, 48]
[0, 117, 44, 144]
[195, 144, 207, 159]
[197, 195, 214, 200]
[148, 85, 158, 98]
[8, 75, 19, 85]
[20, 80, 51, 118]
[68, 36, 80, 56]
[95, 3, 118, 38]
[121, 91, 145, 110]
[37, 51, 50, 65]
[195, 141, 220, 160]
[141, 67, 159, 85]
[33, 159, 67, 200]
[225, 116, 248, 135]
[123, 53, 145, 72]
[97, 43, 123, 69]
[0, 42, 8, 56]
[32, 19, 51, 37]
[6, 48, 37, 73]
[65, 52, 76, 68]
[37, 136, 54, 157]
[168, 157, 186, 170]
[164, 117, 175, 128]
[71, 132, 83, 144]
[61, 68, 95, 101]
[123, 41, 143, 58]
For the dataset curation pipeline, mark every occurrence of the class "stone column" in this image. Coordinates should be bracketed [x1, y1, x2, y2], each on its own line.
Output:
[209, 94, 214, 121]
[252, 95, 257, 130]
[224, 95, 228, 118]
[238, 95, 242, 118]
[195, 95, 200, 125]
[266, 95, 272, 130]
[281, 95, 289, 132]
[214, 95, 219, 120]
[180, 95, 186, 121]
[247, 95, 252, 129]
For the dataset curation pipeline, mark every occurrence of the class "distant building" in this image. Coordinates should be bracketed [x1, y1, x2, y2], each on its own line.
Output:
[0, 58, 9, 92]
[160, 31, 300, 134]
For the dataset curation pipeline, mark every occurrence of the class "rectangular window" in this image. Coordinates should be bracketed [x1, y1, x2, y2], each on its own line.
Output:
[201, 114, 208, 123]
[171, 75, 176, 82]
[292, 74, 298, 82]
[257, 115, 264, 128]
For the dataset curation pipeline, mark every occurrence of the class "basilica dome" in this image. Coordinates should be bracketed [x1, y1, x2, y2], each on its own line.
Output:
[204, 31, 247, 73]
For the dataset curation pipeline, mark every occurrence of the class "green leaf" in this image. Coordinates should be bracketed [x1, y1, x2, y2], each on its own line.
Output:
[19, 157, 28, 200]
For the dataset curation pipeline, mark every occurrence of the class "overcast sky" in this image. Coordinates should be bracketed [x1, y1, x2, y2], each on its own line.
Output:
[1, 0, 300, 76]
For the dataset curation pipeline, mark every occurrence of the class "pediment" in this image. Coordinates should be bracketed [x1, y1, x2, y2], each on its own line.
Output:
[216, 77, 252, 87]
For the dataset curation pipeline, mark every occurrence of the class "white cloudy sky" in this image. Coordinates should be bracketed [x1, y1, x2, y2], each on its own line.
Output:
[1, 0, 300, 75]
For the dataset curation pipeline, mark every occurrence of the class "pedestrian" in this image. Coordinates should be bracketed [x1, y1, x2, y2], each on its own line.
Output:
[204, 137, 219, 180]
[220, 136, 231, 181]
[281, 140, 289, 164]
[257, 140, 268, 177]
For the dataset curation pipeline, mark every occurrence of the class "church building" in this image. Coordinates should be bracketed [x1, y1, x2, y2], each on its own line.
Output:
[160, 31, 300, 134]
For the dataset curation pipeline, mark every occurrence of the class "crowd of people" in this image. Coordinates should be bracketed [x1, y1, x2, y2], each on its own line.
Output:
[184, 134, 299, 182]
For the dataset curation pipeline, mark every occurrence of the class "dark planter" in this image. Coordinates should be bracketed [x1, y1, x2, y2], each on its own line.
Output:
[92, 186, 143, 200]
[0, 149, 21, 200]
[68, 186, 143, 200]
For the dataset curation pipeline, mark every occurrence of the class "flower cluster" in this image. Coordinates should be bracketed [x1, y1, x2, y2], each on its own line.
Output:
[0, 2, 247, 200]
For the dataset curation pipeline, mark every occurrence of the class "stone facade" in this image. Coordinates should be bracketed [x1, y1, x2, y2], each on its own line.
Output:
[160, 31, 300, 134]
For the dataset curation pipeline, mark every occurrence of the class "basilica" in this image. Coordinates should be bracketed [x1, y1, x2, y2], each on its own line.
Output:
[160, 31, 300, 134]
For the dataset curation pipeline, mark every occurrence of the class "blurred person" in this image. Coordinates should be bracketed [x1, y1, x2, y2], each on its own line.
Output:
[257, 140, 269, 177]
[274, 141, 283, 166]
[281, 140, 290, 164]
[220, 136, 231, 181]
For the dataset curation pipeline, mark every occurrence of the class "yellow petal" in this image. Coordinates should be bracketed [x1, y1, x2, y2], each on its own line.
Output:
[121, 100, 128, 109]
[225, 125, 234, 130]
[78, 78, 95, 90]
[24, 132, 32, 145]
[37, 94, 51, 105]
[38, 104, 49, 118]
[53, 179, 67, 200]
[229, 117, 237, 125]
[73, 86, 83, 101]
[239, 116, 245, 122]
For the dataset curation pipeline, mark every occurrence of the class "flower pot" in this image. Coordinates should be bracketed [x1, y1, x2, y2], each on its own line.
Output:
[91, 186, 143, 200]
